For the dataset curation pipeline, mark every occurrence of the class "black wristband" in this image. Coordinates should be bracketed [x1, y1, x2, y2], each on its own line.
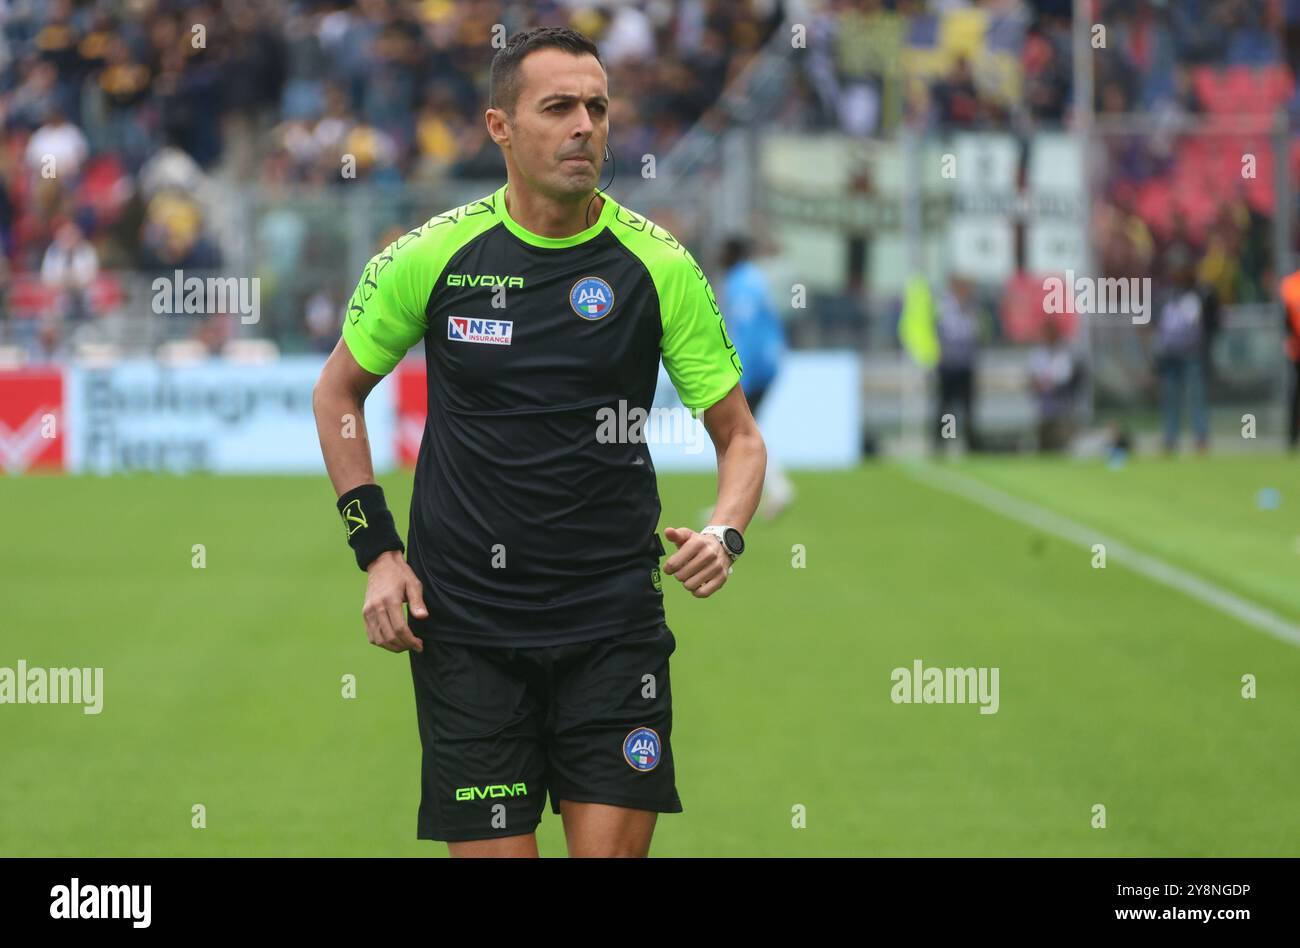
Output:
[336, 483, 405, 571]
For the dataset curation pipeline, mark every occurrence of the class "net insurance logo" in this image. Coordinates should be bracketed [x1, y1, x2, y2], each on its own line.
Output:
[447, 315, 513, 345]
[570, 275, 614, 320]
[623, 726, 661, 772]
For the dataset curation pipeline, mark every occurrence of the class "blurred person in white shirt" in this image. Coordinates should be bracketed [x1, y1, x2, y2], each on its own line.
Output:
[1027, 318, 1085, 453]
[40, 221, 98, 323]
[25, 107, 88, 179]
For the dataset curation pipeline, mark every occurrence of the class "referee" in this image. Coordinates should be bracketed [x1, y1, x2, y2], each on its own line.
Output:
[313, 27, 766, 857]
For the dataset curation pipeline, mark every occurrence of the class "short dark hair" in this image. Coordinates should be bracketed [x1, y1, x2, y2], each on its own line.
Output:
[488, 27, 603, 116]
[722, 235, 754, 270]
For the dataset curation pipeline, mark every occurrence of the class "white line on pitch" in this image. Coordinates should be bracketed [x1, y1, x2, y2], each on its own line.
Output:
[901, 462, 1300, 650]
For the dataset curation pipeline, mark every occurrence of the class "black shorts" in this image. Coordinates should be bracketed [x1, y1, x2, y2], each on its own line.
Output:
[408, 622, 682, 843]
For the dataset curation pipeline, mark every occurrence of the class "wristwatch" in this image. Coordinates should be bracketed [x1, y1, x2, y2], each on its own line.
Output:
[700, 525, 745, 563]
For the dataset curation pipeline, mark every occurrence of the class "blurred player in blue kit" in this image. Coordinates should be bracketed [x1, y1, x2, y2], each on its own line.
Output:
[720, 235, 795, 519]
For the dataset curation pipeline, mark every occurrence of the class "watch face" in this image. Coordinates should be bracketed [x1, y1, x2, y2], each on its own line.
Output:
[723, 528, 745, 556]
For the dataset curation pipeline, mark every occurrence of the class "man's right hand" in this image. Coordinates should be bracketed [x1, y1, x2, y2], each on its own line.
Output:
[362, 550, 427, 653]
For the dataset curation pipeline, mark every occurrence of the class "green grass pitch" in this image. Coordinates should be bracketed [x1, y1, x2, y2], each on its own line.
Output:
[2, 454, 1298, 856]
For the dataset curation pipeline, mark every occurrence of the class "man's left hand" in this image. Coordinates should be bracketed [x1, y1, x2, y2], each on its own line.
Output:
[662, 526, 732, 599]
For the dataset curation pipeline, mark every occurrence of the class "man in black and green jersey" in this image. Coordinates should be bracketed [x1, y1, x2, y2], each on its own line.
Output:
[313, 26, 767, 857]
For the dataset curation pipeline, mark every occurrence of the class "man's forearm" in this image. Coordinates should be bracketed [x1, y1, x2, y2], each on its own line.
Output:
[313, 387, 378, 497]
[709, 430, 766, 531]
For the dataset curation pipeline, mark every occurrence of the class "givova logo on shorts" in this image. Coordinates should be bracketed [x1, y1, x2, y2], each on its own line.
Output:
[623, 727, 661, 771]
[453, 782, 527, 801]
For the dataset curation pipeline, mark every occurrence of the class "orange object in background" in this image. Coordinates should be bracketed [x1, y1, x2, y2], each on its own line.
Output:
[1279, 270, 1300, 362]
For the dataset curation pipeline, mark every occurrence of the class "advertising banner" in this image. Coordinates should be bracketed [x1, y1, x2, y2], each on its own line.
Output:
[395, 351, 860, 471]
[4, 351, 856, 475]
[0, 367, 65, 473]
[62, 358, 396, 474]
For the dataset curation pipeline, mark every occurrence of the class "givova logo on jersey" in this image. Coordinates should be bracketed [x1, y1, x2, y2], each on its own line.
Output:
[623, 726, 661, 772]
[570, 276, 614, 320]
[447, 315, 513, 345]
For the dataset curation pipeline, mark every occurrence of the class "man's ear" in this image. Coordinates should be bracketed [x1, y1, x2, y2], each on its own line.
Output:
[485, 108, 511, 148]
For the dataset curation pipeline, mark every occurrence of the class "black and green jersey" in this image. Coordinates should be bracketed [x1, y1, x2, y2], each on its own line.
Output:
[342, 183, 742, 646]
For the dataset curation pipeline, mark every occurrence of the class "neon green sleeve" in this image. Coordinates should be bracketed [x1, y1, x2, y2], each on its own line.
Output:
[610, 214, 743, 416]
[342, 197, 501, 376]
[341, 236, 428, 376]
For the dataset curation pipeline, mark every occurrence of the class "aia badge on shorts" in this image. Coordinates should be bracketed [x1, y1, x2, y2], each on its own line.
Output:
[623, 727, 661, 772]
[570, 276, 614, 320]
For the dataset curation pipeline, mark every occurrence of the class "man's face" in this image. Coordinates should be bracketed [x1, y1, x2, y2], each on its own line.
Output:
[489, 48, 609, 201]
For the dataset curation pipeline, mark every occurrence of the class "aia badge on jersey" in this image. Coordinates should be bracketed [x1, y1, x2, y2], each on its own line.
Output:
[570, 276, 614, 320]
[447, 315, 513, 345]
[623, 726, 661, 772]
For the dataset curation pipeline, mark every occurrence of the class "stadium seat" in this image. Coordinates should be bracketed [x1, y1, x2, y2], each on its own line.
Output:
[155, 340, 209, 365]
[1192, 65, 1293, 114]
[6, 275, 59, 318]
[223, 339, 281, 363]
[1000, 271, 1079, 344]
[0, 345, 27, 367]
[71, 342, 121, 366]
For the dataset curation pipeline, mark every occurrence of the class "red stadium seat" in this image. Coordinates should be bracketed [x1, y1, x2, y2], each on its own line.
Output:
[1134, 179, 1175, 241]
[88, 274, 125, 314]
[6, 275, 59, 318]
[5, 272, 124, 319]
[1000, 271, 1078, 344]
[1192, 65, 1294, 114]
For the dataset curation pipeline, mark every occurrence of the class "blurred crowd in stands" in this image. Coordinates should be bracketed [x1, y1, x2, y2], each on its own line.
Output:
[0, 0, 781, 358]
[0, 0, 1298, 420]
[787, 0, 1293, 451]
[795, 0, 1294, 310]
